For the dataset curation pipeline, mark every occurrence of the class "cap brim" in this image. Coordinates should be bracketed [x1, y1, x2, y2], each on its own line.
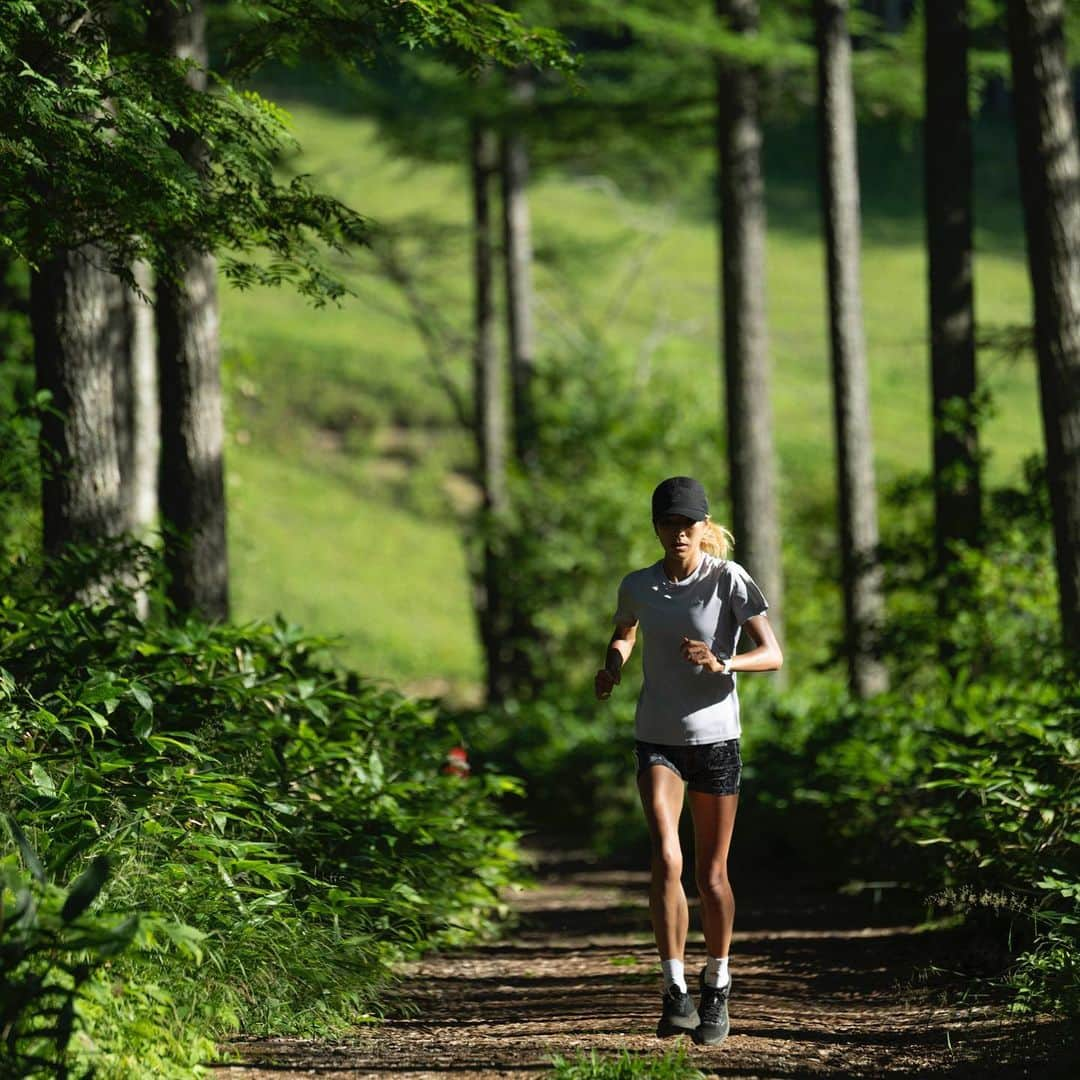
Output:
[655, 503, 707, 521]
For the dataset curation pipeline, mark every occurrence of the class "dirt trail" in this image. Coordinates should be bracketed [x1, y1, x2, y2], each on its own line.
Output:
[214, 851, 1076, 1078]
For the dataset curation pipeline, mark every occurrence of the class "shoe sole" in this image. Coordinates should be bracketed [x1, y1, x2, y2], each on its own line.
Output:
[656, 1010, 700, 1038]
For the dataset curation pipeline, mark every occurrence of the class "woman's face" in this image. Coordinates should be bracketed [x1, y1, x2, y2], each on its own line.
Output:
[654, 514, 706, 558]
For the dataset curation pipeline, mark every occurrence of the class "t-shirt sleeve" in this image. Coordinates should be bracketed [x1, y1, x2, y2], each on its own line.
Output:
[613, 575, 638, 625]
[729, 563, 769, 626]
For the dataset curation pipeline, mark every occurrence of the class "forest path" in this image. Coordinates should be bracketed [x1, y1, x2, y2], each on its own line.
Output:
[214, 850, 1074, 1079]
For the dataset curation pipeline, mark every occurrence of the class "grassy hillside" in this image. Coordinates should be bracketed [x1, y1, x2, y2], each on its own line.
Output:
[221, 98, 1041, 699]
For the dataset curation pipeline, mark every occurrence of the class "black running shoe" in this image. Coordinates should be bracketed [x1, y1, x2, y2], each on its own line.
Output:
[693, 967, 731, 1046]
[656, 983, 699, 1037]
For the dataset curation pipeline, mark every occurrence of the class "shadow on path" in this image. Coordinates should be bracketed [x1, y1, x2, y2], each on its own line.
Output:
[214, 850, 1078, 1079]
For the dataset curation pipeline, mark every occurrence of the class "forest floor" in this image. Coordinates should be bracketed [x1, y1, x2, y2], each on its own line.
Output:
[212, 849, 1077, 1079]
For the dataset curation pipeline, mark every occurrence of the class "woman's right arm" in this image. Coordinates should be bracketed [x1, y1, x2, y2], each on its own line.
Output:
[595, 620, 638, 699]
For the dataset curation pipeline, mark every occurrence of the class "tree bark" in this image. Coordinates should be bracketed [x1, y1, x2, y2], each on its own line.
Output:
[150, 0, 229, 621]
[128, 261, 158, 539]
[30, 246, 127, 599]
[925, 0, 981, 591]
[157, 251, 227, 621]
[501, 68, 539, 473]
[715, 0, 785, 648]
[816, 0, 889, 697]
[472, 123, 510, 703]
[108, 265, 137, 533]
[1006, 0, 1080, 658]
[499, 68, 544, 696]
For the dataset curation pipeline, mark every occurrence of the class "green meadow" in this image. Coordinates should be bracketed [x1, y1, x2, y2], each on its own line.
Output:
[222, 98, 1040, 699]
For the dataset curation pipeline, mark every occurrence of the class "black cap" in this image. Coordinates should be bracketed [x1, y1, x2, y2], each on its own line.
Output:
[652, 477, 709, 522]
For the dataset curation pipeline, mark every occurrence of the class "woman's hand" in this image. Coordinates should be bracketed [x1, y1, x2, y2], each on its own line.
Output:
[595, 667, 620, 699]
[681, 637, 722, 672]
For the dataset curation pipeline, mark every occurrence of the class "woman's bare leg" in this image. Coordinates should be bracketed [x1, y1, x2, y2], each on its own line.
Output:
[687, 791, 738, 958]
[637, 765, 689, 962]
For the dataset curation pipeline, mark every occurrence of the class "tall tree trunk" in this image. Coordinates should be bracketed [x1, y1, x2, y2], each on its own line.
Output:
[715, 0, 785, 648]
[925, 0, 981, 602]
[115, 262, 158, 621]
[816, 0, 889, 697]
[30, 246, 127, 600]
[501, 68, 539, 473]
[110, 275, 137, 532]
[1006, 0, 1080, 658]
[472, 124, 510, 703]
[128, 261, 158, 538]
[150, 0, 229, 621]
[499, 68, 542, 695]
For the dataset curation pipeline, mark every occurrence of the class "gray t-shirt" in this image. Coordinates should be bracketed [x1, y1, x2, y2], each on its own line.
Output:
[613, 553, 769, 745]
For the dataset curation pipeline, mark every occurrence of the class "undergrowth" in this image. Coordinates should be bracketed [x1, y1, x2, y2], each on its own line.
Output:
[0, 543, 528, 1076]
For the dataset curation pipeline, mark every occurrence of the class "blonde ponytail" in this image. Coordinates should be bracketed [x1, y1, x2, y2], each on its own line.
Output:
[701, 517, 734, 559]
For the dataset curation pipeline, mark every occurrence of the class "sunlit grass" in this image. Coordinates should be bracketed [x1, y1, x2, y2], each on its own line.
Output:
[221, 102, 1041, 693]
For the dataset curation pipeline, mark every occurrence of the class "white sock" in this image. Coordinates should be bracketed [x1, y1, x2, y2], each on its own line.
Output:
[704, 955, 729, 989]
[660, 958, 687, 993]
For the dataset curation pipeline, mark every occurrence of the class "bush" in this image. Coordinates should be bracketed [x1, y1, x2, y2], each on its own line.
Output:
[745, 467, 1080, 1014]
[1, 545, 530, 1074]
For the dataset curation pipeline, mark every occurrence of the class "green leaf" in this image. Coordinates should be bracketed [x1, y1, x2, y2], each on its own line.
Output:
[160, 920, 208, 965]
[29, 760, 56, 796]
[61, 855, 110, 923]
[131, 684, 154, 713]
[3, 813, 46, 883]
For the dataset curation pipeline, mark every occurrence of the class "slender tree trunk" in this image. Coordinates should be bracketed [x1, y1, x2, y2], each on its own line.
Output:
[30, 246, 127, 599]
[472, 124, 510, 703]
[109, 264, 157, 619]
[715, 0, 785, 647]
[1006, 0, 1080, 658]
[925, 0, 981, 600]
[150, 0, 229, 621]
[108, 266, 137, 533]
[501, 68, 539, 473]
[499, 68, 542, 695]
[157, 252, 226, 620]
[816, 0, 888, 697]
[128, 261, 158, 538]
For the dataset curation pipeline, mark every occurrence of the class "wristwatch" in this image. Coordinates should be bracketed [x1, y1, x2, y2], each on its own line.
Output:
[720, 656, 734, 675]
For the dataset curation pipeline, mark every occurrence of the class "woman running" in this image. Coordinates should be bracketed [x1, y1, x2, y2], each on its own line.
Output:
[594, 476, 783, 1046]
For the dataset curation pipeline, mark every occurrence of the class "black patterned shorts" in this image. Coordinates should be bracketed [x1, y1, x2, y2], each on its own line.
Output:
[633, 738, 742, 796]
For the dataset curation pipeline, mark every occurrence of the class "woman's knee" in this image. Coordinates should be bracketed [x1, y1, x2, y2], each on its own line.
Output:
[695, 868, 732, 904]
[649, 840, 683, 882]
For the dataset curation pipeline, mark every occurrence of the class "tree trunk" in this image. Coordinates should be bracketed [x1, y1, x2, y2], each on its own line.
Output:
[108, 263, 157, 618]
[150, 0, 229, 621]
[472, 124, 510, 703]
[501, 68, 539, 473]
[128, 261, 158, 538]
[1006, 0, 1080, 658]
[816, 0, 889, 697]
[925, 0, 981, 596]
[715, 0, 785, 648]
[157, 252, 227, 621]
[30, 246, 127, 600]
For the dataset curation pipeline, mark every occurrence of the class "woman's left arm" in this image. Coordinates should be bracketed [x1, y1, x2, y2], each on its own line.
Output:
[727, 614, 783, 672]
[681, 614, 783, 673]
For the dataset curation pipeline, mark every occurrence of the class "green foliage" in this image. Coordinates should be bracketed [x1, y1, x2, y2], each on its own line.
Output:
[0, 836, 214, 1079]
[462, 342, 722, 847]
[0, 1, 573, 300]
[548, 1044, 705, 1079]
[0, 540, 530, 1073]
[744, 469, 1080, 1015]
